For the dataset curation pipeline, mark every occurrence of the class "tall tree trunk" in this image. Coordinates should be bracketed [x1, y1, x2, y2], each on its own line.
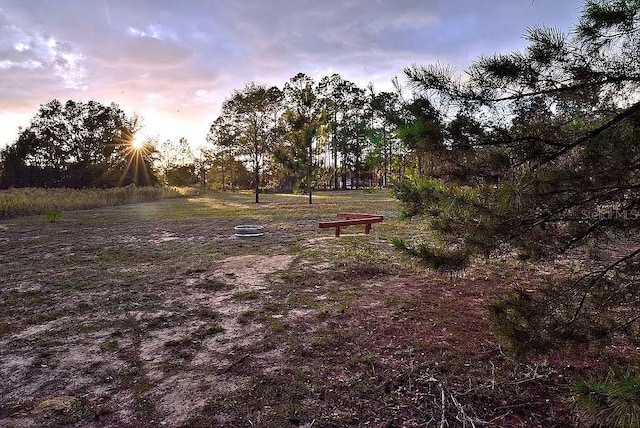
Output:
[307, 136, 313, 204]
[333, 148, 338, 190]
[200, 161, 206, 190]
[383, 128, 388, 187]
[221, 156, 226, 191]
[332, 119, 338, 190]
[254, 153, 259, 203]
[341, 153, 347, 190]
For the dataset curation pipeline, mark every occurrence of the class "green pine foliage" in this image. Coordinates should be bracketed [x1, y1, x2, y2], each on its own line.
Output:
[573, 370, 640, 428]
[397, 0, 640, 349]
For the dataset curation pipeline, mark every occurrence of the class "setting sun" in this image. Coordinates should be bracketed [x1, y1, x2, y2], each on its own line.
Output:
[131, 137, 145, 150]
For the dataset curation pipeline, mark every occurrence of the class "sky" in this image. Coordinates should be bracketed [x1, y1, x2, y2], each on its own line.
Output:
[0, 0, 586, 151]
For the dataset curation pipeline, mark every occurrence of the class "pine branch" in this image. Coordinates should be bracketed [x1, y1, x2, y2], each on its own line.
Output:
[564, 246, 640, 327]
[533, 100, 640, 168]
[481, 75, 640, 103]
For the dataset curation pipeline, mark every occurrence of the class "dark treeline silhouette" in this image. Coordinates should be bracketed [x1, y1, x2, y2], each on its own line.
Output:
[0, 100, 158, 189]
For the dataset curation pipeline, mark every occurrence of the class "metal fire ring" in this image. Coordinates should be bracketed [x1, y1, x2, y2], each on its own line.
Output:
[234, 225, 264, 237]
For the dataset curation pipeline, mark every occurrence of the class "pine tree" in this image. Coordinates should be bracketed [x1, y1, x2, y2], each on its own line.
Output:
[397, 0, 640, 350]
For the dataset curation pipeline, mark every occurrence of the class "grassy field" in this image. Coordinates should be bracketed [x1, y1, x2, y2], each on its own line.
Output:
[0, 186, 198, 220]
[0, 190, 634, 427]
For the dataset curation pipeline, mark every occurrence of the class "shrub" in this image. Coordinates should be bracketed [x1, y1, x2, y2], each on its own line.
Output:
[488, 288, 554, 354]
[44, 210, 63, 222]
[392, 237, 469, 271]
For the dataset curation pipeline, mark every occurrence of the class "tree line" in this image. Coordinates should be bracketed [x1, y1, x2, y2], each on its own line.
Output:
[0, 72, 444, 195]
[0, 100, 159, 188]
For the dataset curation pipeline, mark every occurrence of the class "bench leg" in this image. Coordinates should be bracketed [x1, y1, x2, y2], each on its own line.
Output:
[365, 223, 371, 234]
[335, 227, 340, 237]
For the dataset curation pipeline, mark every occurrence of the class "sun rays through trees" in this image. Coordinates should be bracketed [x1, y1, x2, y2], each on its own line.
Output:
[0, 101, 158, 188]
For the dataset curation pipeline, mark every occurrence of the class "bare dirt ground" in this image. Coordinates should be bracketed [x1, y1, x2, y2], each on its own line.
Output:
[0, 190, 636, 427]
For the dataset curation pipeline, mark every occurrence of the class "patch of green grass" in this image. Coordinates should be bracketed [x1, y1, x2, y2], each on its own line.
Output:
[237, 310, 257, 325]
[101, 339, 119, 351]
[144, 313, 176, 329]
[285, 292, 317, 308]
[203, 324, 225, 336]
[23, 307, 71, 326]
[45, 210, 63, 222]
[165, 335, 198, 348]
[268, 318, 287, 333]
[232, 290, 260, 301]
[2, 289, 47, 307]
[328, 238, 395, 279]
[165, 324, 225, 349]
[195, 306, 220, 319]
[279, 264, 327, 290]
[116, 301, 145, 311]
[47, 395, 114, 426]
[261, 301, 287, 315]
[363, 351, 376, 365]
[286, 243, 304, 254]
[77, 321, 105, 333]
[0, 186, 195, 220]
[315, 308, 330, 319]
[363, 186, 377, 194]
[184, 266, 208, 275]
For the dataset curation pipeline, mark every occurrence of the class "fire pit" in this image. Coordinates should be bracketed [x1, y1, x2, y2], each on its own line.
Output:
[234, 225, 264, 237]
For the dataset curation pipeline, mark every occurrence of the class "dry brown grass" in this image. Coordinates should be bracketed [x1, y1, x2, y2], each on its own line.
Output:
[0, 189, 635, 427]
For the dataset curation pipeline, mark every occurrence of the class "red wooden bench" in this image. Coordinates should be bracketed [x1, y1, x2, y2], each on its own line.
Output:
[318, 212, 384, 237]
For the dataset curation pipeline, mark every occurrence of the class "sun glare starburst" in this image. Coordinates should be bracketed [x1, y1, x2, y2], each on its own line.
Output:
[131, 137, 145, 150]
[115, 135, 154, 187]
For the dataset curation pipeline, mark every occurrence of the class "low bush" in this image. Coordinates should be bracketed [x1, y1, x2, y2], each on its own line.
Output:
[392, 237, 469, 271]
